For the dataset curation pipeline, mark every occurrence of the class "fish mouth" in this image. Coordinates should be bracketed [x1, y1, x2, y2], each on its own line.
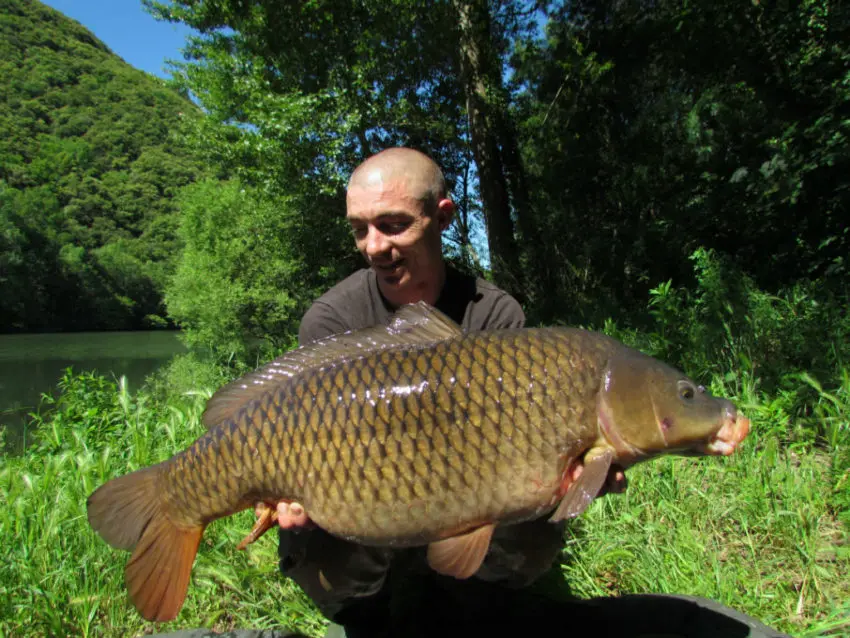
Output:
[699, 407, 751, 456]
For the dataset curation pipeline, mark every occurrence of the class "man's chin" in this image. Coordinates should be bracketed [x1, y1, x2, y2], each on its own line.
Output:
[376, 273, 422, 305]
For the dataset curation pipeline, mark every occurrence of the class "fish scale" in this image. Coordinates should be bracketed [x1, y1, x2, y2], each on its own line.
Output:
[161, 329, 601, 544]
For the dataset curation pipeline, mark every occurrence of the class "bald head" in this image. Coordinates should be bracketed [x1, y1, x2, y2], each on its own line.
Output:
[348, 148, 447, 210]
[345, 147, 454, 308]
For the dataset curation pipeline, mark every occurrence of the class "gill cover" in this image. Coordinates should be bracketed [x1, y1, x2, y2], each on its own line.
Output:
[598, 350, 731, 456]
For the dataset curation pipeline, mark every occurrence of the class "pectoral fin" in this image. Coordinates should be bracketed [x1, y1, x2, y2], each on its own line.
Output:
[318, 570, 334, 592]
[549, 448, 614, 522]
[237, 502, 277, 551]
[427, 523, 496, 579]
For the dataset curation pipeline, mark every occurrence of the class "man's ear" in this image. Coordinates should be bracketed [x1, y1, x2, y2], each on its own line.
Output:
[436, 198, 455, 231]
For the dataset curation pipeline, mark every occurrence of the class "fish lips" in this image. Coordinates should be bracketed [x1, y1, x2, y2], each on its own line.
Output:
[702, 411, 751, 455]
[599, 394, 751, 461]
[684, 408, 751, 457]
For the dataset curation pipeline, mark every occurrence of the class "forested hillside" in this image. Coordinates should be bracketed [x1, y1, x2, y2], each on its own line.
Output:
[0, 0, 201, 332]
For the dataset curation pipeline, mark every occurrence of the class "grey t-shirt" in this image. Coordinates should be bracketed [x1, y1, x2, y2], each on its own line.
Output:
[298, 266, 525, 346]
[280, 266, 546, 626]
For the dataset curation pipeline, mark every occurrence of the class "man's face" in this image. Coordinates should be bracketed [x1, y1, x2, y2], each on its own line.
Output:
[346, 175, 450, 307]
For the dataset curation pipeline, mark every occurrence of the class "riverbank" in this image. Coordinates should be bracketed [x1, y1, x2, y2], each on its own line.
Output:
[1, 362, 847, 637]
[0, 330, 187, 452]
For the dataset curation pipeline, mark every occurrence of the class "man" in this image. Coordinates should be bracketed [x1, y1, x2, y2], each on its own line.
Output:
[256, 148, 788, 638]
[159, 147, 789, 638]
[268, 147, 586, 636]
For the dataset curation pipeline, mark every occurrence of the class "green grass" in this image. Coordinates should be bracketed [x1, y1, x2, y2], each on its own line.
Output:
[0, 372, 327, 637]
[1, 369, 848, 637]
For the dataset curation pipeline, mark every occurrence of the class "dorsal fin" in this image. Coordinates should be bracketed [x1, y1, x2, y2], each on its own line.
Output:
[202, 301, 462, 428]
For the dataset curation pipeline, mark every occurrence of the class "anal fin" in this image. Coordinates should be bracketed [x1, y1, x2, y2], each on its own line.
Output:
[549, 448, 614, 522]
[427, 523, 495, 579]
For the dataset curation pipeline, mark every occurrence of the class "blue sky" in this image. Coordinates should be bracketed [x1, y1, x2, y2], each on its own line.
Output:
[40, 0, 195, 79]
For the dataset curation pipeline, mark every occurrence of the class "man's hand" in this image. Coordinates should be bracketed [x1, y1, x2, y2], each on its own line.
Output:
[602, 465, 628, 495]
[238, 501, 316, 550]
[255, 501, 315, 530]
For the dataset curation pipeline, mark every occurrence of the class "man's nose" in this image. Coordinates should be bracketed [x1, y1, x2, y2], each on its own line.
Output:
[365, 228, 391, 257]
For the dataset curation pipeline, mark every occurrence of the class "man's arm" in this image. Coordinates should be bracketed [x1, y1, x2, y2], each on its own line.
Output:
[486, 293, 525, 330]
[470, 283, 526, 331]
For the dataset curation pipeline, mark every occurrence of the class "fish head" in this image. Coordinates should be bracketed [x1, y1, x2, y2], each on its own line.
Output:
[597, 351, 750, 464]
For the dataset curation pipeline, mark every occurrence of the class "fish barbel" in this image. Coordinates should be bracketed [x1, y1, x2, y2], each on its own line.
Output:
[86, 302, 750, 622]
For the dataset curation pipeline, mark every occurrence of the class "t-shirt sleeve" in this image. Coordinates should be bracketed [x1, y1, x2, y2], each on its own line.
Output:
[484, 293, 526, 330]
[298, 301, 350, 346]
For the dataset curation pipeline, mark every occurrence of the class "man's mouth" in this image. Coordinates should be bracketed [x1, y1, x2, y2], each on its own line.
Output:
[373, 259, 405, 275]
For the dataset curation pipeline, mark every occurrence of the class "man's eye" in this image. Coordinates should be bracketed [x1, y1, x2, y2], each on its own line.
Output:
[380, 221, 410, 235]
[351, 227, 367, 239]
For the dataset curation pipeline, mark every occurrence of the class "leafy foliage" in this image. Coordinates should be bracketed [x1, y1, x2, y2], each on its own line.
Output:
[623, 249, 848, 390]
[510, 0, 850, 325]
[139, 0, 849, 358]
[166, 178, 353, 358]
[145, 0, 550, 299]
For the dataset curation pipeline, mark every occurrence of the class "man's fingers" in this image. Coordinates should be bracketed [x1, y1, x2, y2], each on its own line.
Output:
[606, 467, 628, 494]
[596, 466, 628, 497]
[255, 501, 273, 520]
[277, 501, 314, 529]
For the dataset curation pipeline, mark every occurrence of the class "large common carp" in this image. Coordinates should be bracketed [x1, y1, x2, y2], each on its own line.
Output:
[87, 302, 750, 622]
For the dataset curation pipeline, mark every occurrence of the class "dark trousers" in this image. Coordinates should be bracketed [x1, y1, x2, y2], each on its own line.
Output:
[325, 562, 790, 638]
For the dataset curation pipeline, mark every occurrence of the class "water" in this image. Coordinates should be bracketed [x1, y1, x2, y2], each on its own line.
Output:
[0, 331, 187, 449]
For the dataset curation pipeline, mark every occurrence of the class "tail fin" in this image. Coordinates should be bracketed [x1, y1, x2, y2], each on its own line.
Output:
[87, 463, 205, 622]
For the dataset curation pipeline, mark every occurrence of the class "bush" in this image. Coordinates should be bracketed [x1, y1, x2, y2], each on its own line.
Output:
[602, 248, 849, 439]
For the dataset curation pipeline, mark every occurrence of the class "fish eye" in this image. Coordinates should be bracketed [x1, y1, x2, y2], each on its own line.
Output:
[678, 382, 696, 401]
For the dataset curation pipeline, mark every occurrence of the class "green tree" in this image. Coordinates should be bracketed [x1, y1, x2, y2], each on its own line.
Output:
[166, 178, 353, 357]
[147, 0, 848, 343]
[510, 0, 850, 324]
[145, 0, 551, 297]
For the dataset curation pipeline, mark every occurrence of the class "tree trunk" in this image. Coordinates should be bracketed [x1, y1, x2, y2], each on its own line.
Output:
[496, 107, 554, 318]
[452, 0, 523, 297]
